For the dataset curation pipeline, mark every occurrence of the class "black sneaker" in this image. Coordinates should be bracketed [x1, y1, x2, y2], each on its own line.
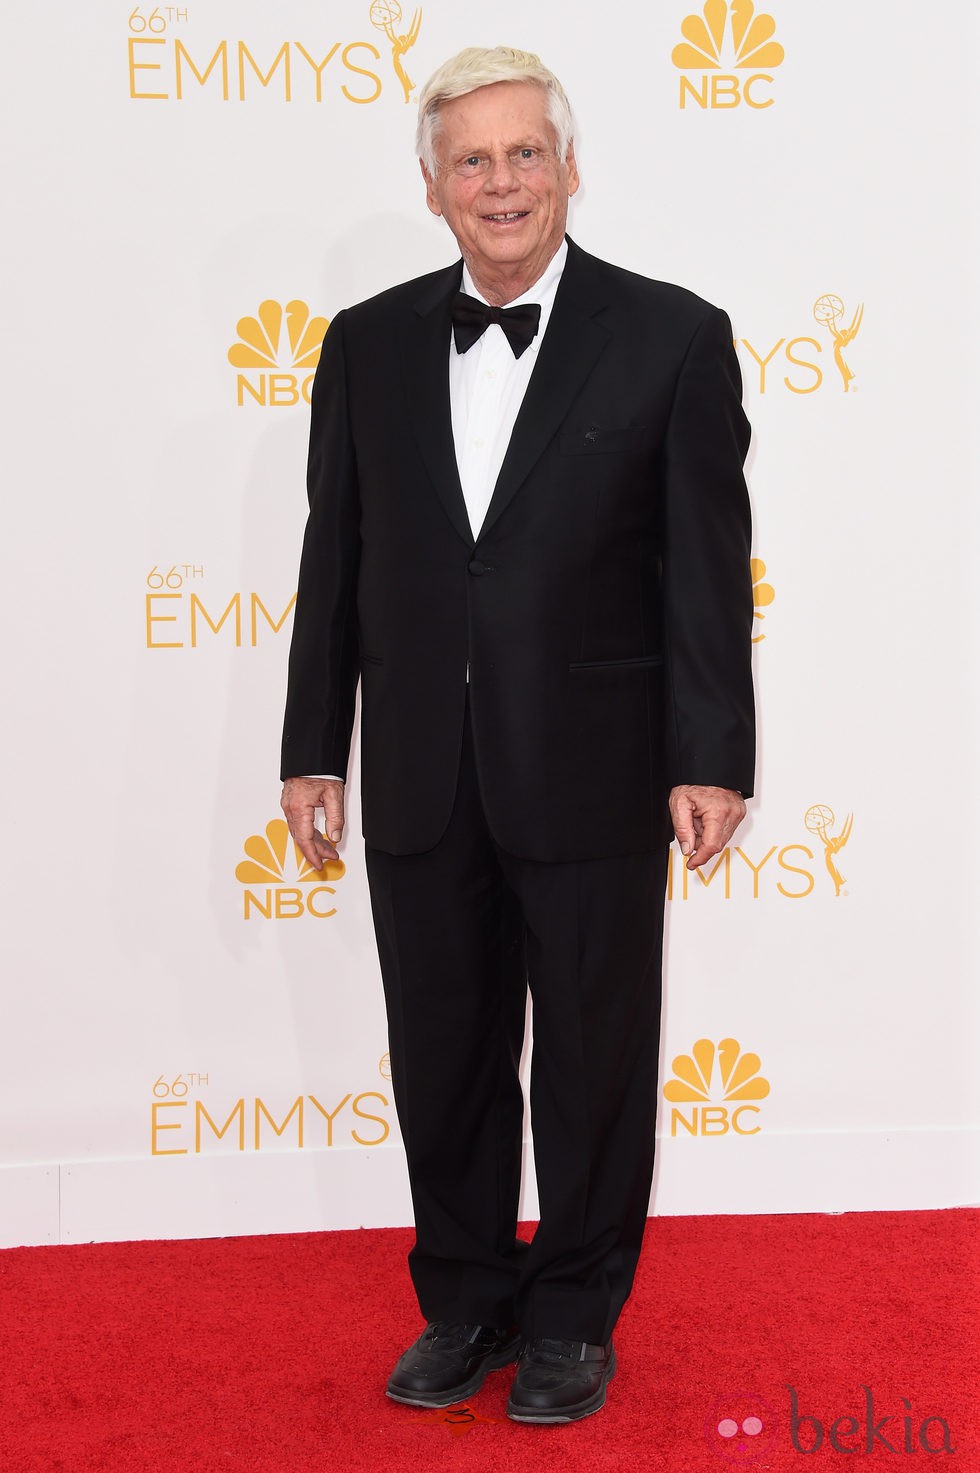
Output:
[386, 1322, 522, 1408]
[506, 1337, 616, 1423]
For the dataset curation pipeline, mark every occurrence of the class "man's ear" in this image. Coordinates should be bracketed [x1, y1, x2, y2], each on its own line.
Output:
[565, 139, 581, 199]
[420, 158, 442, 217]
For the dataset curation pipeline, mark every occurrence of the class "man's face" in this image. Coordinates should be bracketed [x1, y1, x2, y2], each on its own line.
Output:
[422, 81, 579, 291]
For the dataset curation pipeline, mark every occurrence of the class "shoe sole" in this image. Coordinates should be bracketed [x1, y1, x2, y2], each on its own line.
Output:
[506, 1349, 616, 1424]
[386, 1340, 522, 1409]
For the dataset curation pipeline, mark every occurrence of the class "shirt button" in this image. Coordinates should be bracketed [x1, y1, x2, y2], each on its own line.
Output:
[474, 438, 485, 448]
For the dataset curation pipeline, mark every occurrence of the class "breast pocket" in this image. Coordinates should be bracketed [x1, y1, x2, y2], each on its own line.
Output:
[559, 425, 653, 456]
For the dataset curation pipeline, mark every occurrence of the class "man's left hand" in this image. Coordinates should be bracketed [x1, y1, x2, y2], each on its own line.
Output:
[669, 785, 747, 870]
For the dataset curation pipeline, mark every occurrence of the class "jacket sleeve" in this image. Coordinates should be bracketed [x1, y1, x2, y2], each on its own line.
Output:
[660, 304, 756, 797]
[280, 310, 361, 780]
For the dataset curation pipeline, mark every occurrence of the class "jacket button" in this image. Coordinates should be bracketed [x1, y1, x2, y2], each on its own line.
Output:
[468, 559, 489, 576]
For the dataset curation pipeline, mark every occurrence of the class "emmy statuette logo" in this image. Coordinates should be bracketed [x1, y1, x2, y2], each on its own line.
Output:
[666, 800, 854, 900]
[804, 805, 853, 898]
[228, 300, 329, 407]
[737, 294, 865, 395]
[370, 0, 422, 103]
[663, 1037, 771, 1137]
[813, 295, 864, 392]
[236, 818, 346, 919]
[672, 0, 785, 109]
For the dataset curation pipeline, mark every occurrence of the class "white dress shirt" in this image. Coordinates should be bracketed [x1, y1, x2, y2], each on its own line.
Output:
[451, 239, 567, 538]
[309, 242, 568, 782]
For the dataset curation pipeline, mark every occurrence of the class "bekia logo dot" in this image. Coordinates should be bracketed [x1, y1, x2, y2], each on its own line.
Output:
[705, 1391, 778, 1462]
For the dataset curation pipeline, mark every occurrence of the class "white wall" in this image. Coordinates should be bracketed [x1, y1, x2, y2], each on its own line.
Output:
[2, 0, 977, 1246]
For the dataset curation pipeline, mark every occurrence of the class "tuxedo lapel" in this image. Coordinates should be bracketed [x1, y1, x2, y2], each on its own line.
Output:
[401, 262, 474, 550]
[478, 240, 612, 541]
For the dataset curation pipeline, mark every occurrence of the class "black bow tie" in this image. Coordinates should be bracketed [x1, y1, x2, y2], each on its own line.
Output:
[451, 292, 542, 359]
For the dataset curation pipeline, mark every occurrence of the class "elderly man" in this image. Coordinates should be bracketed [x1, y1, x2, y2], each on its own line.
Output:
[281, 46, 754, 1423]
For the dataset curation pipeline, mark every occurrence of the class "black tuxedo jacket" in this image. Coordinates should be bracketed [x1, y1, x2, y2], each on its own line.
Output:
[281, 238, 755, 860]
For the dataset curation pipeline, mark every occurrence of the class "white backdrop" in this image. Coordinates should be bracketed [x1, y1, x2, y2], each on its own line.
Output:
[2, 0, 978, 1247]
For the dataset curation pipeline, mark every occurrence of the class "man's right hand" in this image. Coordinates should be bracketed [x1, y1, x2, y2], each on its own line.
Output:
[281, 777, 346, 869]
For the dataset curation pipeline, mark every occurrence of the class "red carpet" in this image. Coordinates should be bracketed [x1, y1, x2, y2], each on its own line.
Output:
[1, 1210, 977, 1471]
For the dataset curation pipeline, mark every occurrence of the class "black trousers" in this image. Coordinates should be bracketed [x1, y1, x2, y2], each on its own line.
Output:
[365, 705, 668, 1345]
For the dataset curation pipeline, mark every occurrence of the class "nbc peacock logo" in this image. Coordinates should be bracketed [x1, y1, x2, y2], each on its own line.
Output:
[236, 818, 346, 920]
[751, 557, 775, 642]
[228, 299, 330, 408]
[663, 1037, 770, 1137]
[672, 0, 784, 109]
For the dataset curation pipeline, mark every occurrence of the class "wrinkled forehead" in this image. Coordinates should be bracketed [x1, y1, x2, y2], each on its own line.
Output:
[434, 81, 556, 156]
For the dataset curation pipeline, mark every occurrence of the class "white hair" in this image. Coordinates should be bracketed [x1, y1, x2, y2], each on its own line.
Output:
[416, 46, 574, 176]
